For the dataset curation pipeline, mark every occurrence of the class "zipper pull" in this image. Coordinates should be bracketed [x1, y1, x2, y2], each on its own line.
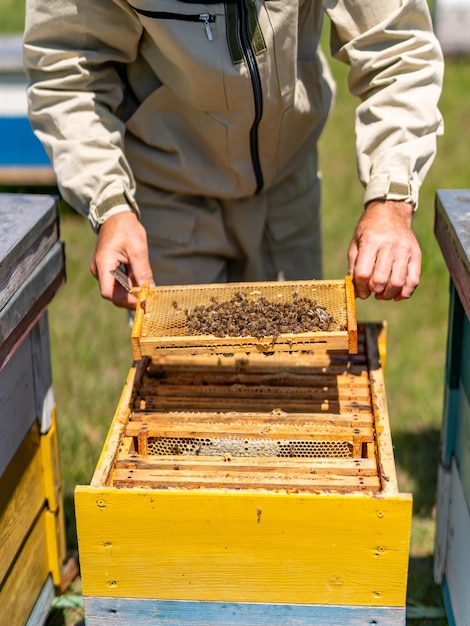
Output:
[199, 13, 213, 41]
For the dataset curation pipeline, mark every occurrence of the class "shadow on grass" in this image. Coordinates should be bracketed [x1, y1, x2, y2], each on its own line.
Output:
[63, 492, 79, 552]
[392, 426, 442, 517]
[407, 556, 448, 626]
[46, 611, 85, 626]
[393, 427, 449, 624]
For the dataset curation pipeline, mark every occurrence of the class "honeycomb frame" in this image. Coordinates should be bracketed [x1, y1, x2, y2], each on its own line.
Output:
[131, 277, 358, 359]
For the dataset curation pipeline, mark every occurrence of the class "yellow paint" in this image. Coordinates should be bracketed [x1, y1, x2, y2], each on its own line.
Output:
[0, 422, 44, 584]
[364, 324, 397, 495]
[75, 486, 412, 606]
[90, 361, 146, 488]
[0, 510, 50, 626]
[45, 507, 66, 586]
[40, 408, 66, 585]
[40, 406, 62, 513]
[1, 413, 65, 594]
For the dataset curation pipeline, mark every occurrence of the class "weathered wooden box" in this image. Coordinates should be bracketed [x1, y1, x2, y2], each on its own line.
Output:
[434, 190, 470, 625]
[76, 323, 412, 625]
[0, 193, 66, 625]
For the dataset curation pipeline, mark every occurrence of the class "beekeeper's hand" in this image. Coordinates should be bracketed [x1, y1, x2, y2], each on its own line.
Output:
[348, 200, 421, 301]
[91, 211, 155, 309]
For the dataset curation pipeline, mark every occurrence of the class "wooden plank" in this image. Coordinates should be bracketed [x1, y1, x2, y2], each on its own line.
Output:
[440, 459, 470, 626]
[129, 410, 374, 428]
[45, 508, 67, 587]
[364, 324, 398, 494]
[460, 309, 470, 411]
[0, 241, 65, 369]
[345, 274, 358, 354]
[25, 575, 55, 626]
[40, 407, 62, 513]
[433, 464, 452, 584]
[114, 456, 378, 475]
[138, 378, 370, 397]
[0, 194, 59, 309]
[0, 166, 55, 187]
[440, 283, 464, 466]
[148, 352, 369, 372]
[124, 420, 374, 441]
[90, 360, 147, 488]
[0, 509, 51, 626]
[441, 577, 457, 626]
[140, 377, 369, 395]
[83, 596, 406, 625]
[139, 333, 350, 357]
[131, 284, 148, 360]
[134, 395, 373, 414]
[0, 335, 37, 476]
[435, 190, 470, 321]
[0, 421, 45, 584]
[454, 374, 470, 515]
[30, 311, 55, 433]
[110, 468, 381, 492]
[0, 213, 58, 311]
[75, 487, 412, 606]
[144, 367, 369, 387]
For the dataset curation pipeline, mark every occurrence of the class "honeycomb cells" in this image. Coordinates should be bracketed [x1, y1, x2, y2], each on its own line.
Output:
[146, 436, 352, 459]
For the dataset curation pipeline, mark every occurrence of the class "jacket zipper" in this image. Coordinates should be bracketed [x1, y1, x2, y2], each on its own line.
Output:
[131, 1, 264, 192]
[131, 7, 215, 41]
[236, 0, 264, 194]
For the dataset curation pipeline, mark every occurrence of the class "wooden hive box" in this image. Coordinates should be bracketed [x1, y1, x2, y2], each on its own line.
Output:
[75, 322, 412, 625]
[434, 189, 470, 624]
[0, 193, 66, 626]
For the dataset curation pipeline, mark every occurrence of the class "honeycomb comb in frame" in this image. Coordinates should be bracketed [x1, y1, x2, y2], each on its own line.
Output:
[131, 277, 357, 360]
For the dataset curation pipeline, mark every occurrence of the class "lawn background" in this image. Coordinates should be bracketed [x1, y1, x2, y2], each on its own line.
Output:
[2, 2, 469, 624]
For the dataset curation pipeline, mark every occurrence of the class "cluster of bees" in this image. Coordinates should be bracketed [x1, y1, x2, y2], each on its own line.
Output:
[182, 291, 336, 339]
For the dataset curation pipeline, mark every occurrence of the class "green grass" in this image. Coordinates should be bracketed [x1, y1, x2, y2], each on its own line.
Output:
[0, 0, 25, 33]
[2, 4, 468, 625]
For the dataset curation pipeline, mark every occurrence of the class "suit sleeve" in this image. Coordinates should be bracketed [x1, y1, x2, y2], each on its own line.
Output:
[24, 0, 143, 230]
[324, 0, 444, 208]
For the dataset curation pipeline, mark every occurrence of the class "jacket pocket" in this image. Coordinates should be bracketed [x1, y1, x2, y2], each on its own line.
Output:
[128, 0, 229, 112]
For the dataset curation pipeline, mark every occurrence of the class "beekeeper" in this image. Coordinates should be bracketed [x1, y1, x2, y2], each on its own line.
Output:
[23, 0, 444, 308]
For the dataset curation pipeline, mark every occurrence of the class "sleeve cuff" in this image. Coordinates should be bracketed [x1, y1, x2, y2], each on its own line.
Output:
[88, 191, 141, 232]
[364, 174, 419, 210]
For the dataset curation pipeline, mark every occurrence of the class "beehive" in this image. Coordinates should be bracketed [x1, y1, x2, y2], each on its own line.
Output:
[434, 189, 470, 624]
[0, 194, 66, 626]
[75, 323, 412, 626]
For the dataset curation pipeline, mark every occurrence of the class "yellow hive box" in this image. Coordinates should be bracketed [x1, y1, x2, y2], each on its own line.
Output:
[0, 412, 66, 626]
[75, 323, 411, 626]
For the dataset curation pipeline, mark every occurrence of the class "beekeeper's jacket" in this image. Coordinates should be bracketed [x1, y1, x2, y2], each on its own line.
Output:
[23, 0, 444, 231]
